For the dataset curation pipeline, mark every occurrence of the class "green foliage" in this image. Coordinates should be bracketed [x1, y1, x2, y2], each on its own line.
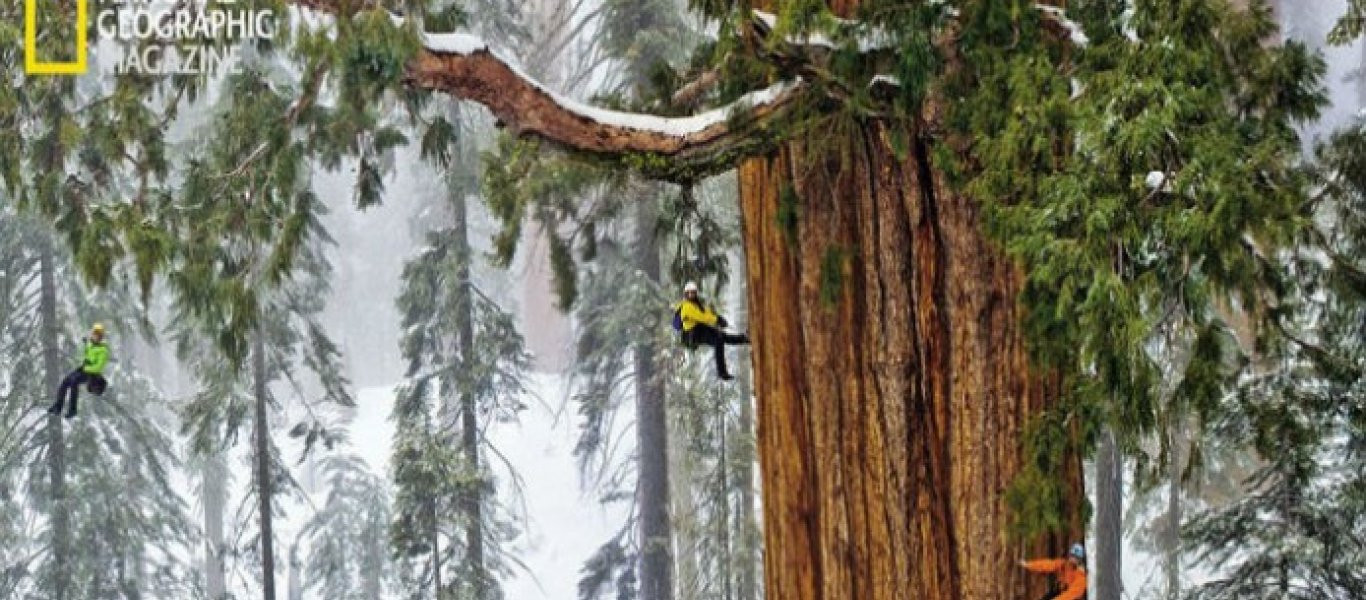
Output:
[300, 455, 395, 599]
[54, 373, 201, 599]
[942, 0, 1328, 538]
[175, 200, 354, 459]
[481, 135, 629, 309]
[1329, 0, 1366, 44]
[666, 183, 736, 288]
[665, 333, 764, 600]
[601, 0, 698, 94]
[0, 0, 429, 368]
[568, 244, 663, 473]
[340, 13, 422, 112]
[392, 104, 531, 600]
[0, 212, 197, 599]
[1179, 106, 1366, 600]
[1006, 396, 1096, 540]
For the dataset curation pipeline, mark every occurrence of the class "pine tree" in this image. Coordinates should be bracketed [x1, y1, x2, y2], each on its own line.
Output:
[190, 447, 232, 600]
[0, 211, 198, 599]
[298, 454, 394, 599]
[482, 2, 755, 598]
[173, 181, 355, 600]
[176, 263, 355, 600]
[1179, 97, 1366, 600]
[390, 103, 531, 600]
[975, 0, 1322, 542]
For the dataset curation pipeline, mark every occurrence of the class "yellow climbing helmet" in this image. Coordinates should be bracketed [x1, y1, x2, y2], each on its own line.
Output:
[91, 323, 106, 335]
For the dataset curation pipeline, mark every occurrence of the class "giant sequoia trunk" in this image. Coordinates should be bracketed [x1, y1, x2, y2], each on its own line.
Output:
[738, 119, 1082, 599]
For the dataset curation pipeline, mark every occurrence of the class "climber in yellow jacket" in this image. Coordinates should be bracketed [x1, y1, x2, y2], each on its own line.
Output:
[1019, 543, 1088, 600]
[49, 323, 111, 419]
[674, 281, 749, 380]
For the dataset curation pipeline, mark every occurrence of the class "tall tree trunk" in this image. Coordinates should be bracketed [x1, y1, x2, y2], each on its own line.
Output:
[1095, 429, 1123, 600]
[431, 496, 443, 599]
[284, 2, 1084, 597]
[363, 524, 384, 599]
[203, 452, 228, 600]
[252, 333, 277, 600]
[287, 543, 302, 600]
[735, 371, 760, 600]
[717, 397, 733, 600]
[668, 412, 699, 600]
[635, 189, 673, 600]
[39, 243, 70, 600]
[1163, 422, 1184, 600]
[737, 113, 1082, 600]
[450, 148, 488, 599]
[732, 257, 760, 600]
[121, 412, 147, 598]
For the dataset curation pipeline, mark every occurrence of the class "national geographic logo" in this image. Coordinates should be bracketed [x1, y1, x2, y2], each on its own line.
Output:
[24, 0, 89, 75]
[23, 0, 278, 76]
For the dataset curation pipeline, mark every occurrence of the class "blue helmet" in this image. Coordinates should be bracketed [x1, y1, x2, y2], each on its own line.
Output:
[1069, 543, 1085, 561]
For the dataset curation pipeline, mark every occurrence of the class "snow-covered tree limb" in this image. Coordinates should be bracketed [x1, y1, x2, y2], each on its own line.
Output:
[288, 0, 1088, 179]
[1034, 4, 1091, 47]
[286, 0, 809, 180]
[406, 34, 805, 158]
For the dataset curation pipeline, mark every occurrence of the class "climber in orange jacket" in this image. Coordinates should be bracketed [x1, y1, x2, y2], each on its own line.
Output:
[1019, 543, 1088, 600]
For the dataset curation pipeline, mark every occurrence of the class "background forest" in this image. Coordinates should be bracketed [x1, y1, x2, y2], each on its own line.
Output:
[1, 1, 1365, 600]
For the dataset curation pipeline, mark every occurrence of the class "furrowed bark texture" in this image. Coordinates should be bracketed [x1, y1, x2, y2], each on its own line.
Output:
[733, 2, 1085, 597]
[739, 114, 1081, 600]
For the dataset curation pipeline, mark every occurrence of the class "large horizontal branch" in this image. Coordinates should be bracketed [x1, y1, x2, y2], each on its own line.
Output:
[287, 0, 1085, 180]
[406, 34, 804, 159]
[288, 0, 810, 180]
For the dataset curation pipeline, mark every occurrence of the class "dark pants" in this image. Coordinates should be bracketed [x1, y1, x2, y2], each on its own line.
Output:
[1039, 590, 1085, 600]
[51, 369, 100, 416]
[686, 325, 749, 376]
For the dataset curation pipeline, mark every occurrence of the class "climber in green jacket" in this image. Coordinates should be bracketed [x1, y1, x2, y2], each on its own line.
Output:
[48, 323, 110, 419]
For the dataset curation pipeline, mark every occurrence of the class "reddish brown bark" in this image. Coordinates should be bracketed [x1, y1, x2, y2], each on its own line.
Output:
[738, 117, 1082, 600]
[403, 50, 802, 161]
[732, 3, 1085, 597]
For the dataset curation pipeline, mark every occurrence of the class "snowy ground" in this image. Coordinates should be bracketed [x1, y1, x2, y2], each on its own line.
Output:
[270, 373, 625, 599]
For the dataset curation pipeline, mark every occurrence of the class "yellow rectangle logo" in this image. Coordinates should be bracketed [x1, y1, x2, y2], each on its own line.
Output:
[24, 0, 88, 75]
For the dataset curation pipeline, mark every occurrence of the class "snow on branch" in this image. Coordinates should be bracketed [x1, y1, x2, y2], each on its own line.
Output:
[420, 30, 801, 138]
[749, 10, 895, 52]
[1034, 4, 1090, 47]
[410, 31, 804, 146]
[289, 0, 809, 178]
[748, 4, 1091, 52]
